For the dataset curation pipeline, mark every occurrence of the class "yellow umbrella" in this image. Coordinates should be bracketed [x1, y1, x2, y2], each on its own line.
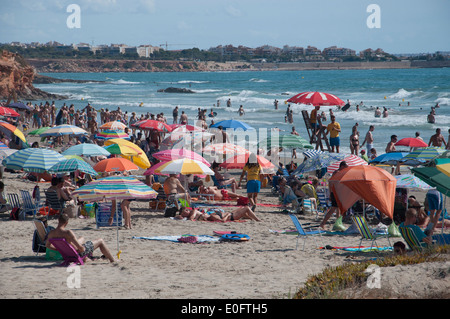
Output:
[436, 160, 450, 178]
[104, 138, 150, 169]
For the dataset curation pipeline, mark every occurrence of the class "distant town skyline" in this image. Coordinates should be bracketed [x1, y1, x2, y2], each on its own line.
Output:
[1, 0, 449, 54]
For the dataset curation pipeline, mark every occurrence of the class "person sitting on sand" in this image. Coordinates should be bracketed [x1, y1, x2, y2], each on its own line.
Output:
[278, 177, 301, 212]
[198, 185, 240, 201]
[400, 208, 450, 246]
[46, 213, 115, 262]
[163, 174, 191, 209]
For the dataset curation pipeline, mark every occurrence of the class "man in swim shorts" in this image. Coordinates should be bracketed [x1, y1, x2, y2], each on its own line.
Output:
[326, 115, 341, 153]
[46, 213, 115, 262]
[425, 189, 444, 235]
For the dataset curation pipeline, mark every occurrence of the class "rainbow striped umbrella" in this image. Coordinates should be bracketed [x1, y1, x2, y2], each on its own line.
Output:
[95, 130, 130, 140]
[72, 175, 157, 202]
[402, 147, 445, 162]
[2, 148, 66, 173]
[395, 174, 433, 189]
[0, 120, 26, 143]
[155, 158, 214, 176]
[99, 121, 128, 131]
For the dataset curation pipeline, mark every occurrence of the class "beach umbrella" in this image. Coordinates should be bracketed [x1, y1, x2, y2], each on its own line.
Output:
[369, 152, 410, 165]
[220, 153, 275, 173]
[0, 142, 9, 149]
[0, 148, 17, 161]
[292, 152, 346, 175]
[49, 158, 98, 176]
[132, 119, 172, 132]
[155, 158, 214, 176]
[412, 166, 450, 197]
[395, 174, 433, 190]
[40, 124, 88, 137]
[202, 143, 250, 156]
[169, 131, 213, 151]
[95, 130, 130, 140]
[104, 138, 150, 169]
[395, 137, 428, 148]
[28, 127, 50, 136]
[329, 165, 397, 219]
[401, 147, 444, 163]
[99, 121, 128, 131]
[435, 158, 450, 177]
[152, 149, 210, 166]
[327, 154, 368, 174]
[93, 157, 139, 173]
[0, 121, 26, 143]
[287, 91, 345, 107]
[302, 149, 324, 158]
[143, 161, 169, 176]
[6, 102, 31, 111]
[63, 143, 111, 157]
[258, 134, 314, 150]
[104, 143, 142, 156]
[0, 106, 20, 117]
[210, 119, 254, 131]
[72, 175, 158, 258]
[2, 148, 66, 173]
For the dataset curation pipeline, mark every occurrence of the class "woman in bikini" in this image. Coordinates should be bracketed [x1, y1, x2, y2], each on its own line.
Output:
[349, 127, 360, 155]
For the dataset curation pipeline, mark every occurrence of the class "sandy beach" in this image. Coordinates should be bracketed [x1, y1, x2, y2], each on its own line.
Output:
[0, 136, 449, 301]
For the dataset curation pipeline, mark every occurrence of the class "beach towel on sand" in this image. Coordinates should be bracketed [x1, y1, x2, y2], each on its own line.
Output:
[132, 235, 221, 243]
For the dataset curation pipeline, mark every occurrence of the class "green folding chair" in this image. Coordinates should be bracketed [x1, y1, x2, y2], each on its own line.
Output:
[352, 215, 391, 250]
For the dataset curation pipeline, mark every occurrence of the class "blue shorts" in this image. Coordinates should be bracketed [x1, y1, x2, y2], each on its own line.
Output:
[426, 190, 443, 211]
[330, 137, 340, 147]
[246, 180, 261, 194]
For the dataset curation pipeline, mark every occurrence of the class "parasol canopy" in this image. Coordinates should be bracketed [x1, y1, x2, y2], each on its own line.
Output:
[258, 134, 314, 150]
[93, 157, 139, 173]
[210, 119, 254, 131]
[2, 148, 66, 173]
[104, 138, 150, 169]
[95, 130, 130, 140]
[287, 91, 345, 107]
[40, 124, 88, 137]
[63, 143, 111, 157]
[0, 120, 26, 143]
[99, 121, 128, 131]
[155, 158, 214, 176]
[0, 106, 20, 117]
[49, 158, 98, 176]
[132, 119, 172, 132]
[292, 152, 346, 174]
[152, 149, 210, 166]
[327, 154, 368, 174]
[395, 137, 428, 148]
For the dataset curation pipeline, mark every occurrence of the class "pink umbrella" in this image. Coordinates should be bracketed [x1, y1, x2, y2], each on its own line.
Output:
[152, 149, 211, 166]
[287, 91, 345, 107]
[144, 161, 169, 176]
[327, 154, 368, 174]
[0, 106, 20, 117]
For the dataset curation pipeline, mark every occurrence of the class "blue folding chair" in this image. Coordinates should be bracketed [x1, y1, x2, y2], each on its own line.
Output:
[288, 214, 326, 251]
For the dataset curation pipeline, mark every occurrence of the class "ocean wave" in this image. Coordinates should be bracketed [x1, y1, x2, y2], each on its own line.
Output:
[388, 88, 421, 99]
[108, 79, 142, 85]
[177, 80, 210, 84]
[435, 97, 450, 106]
[192, 89, 222, 94]
[249, 78, 269, 83]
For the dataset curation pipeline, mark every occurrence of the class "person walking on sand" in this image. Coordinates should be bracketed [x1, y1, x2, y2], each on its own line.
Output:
[46, 213, 115, 263]
[238, 153, 262, 212]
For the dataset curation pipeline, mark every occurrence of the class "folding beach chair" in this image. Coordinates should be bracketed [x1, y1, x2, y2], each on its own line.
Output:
[47, 238, 85, 267]
[44, 189, 65, 215]
[316, 190, 330, 217]
[398, 226, 428, 252]
[32, 219, 48, 255]
[21, 190, 44, 218]
[288, 213, 325, 251]
[7, 193, 25, 220]
[352, 215, 391, 250]
[302, 198, 319, 218]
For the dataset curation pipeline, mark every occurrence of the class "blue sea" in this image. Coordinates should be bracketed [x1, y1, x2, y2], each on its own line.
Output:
[34, 68, 450, 155]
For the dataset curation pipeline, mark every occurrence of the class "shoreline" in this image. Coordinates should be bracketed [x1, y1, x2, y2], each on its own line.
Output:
[27, 59, 450, 74]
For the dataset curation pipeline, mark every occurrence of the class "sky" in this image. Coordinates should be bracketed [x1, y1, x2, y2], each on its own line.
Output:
[1, 0, 449, 54]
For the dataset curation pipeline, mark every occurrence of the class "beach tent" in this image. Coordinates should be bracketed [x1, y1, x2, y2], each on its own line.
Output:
[329, 165, 397, 219]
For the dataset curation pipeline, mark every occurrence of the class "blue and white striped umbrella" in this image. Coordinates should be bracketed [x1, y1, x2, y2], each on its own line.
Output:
[40, 125, 88, 137]
[63, 143, 111, 157]
[303, 149, 324, 158]
[2, 148, 66, 173]
[49, 158, 98, 176]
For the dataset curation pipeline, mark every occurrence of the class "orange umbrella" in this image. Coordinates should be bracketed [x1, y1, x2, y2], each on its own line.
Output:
[220, 153, 275, 172]
[329, 165, 396, 219]
[93, 157, 139, 173]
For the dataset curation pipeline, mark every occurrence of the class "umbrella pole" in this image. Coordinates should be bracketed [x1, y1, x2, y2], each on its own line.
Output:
[115, 198, 122, 259]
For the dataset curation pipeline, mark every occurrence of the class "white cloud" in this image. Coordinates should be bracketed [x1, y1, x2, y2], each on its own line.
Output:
[225, 5, 241, 17]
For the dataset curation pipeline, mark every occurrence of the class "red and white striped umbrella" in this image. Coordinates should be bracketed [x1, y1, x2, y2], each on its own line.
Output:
[132, 119, 172, 132]
[327, 154, 368, 174]
[287, 91, 345, 106]
[0, 106, 20, 117]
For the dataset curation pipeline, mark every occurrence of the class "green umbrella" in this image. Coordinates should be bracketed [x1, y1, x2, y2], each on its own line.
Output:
[28, 127, 50, 136]
[258, 134, 314, 149]
[411, 166, 450, 197]
[402, 147, 445, 162]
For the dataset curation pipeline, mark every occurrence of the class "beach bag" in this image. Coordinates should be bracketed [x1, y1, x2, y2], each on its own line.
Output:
[63, 200, 79, 218]
[388, 222, 401, 237]
[164, 206, 178, 218]
[332, 216, 347, 232]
